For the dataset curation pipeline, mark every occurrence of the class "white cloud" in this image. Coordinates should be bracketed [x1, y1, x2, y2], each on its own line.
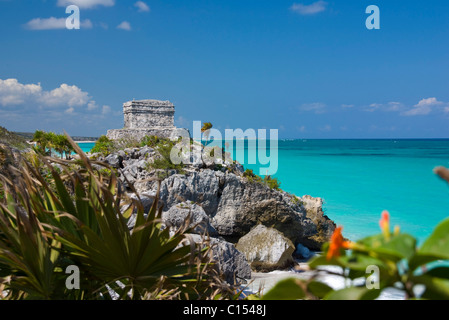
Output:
[25, 17, 93, 30]
[298, 102, 326, 114]
[117, 21, 132, 31]
[0, 79, 42, 105]
[341, 104, 354, 109]
[366, 103, 382, 112]
[0, 78, 95, 112]
[82, 19, 93, 29]
[41, 84, 90, 107]
[402, 98, 444, 116]
[57, 0, 115, 9]
[102, 105, 111, 115]
[134, 1, 150, 12]
[65, 107, 75, 115]
[290, 1, 328, 15]
[87, 100, 98, 110]
[385, 102, 405, 112]
[365, 101, 406, 113]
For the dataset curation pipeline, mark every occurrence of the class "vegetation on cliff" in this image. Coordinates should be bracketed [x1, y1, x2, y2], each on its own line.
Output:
[0, 126, 29, 150]
[1, 129, 448, 300]
[0, 136, 235, 300]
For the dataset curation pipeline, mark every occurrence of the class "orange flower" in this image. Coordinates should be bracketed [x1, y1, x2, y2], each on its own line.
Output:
[379, 211, 390, 239]
[379, 210, 390, 230]
[326, 226, 353, 261]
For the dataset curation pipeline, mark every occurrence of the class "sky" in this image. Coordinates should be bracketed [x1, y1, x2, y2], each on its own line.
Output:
[0, 0, 449, 138]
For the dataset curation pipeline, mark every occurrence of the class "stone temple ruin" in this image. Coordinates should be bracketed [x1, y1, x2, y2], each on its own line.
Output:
[107, 99, 181, 141]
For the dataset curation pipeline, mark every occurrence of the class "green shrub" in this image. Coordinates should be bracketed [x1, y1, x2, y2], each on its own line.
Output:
[90, 135, 115, 156]
[140, 135, 161, 148]
[243, 169, 280, 190]
[291, 195, 304, 207]
[0, 135, 232, 300]
[0, 126, 28, 150]
[147, 140, 185, 175]
[264, 175, 280, 190]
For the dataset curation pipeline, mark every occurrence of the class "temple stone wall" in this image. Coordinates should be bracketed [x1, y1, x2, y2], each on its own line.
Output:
[123, 100, 175, 129]
[107, 99, 179, 141]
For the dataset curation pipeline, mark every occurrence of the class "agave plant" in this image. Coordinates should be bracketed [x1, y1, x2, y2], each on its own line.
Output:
[0, 135, 232, 300]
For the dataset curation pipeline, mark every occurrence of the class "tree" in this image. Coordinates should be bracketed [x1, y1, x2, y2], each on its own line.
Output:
[53, 134, 65, 159]
[62, 135, 75, 159]
[44, 132, 57, 157]
[201, 122, 213, 144]
[32, 130, 49, 155]
[53, 134, 73, 159]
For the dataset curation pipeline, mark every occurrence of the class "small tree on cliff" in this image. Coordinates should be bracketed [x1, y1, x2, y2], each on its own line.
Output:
[201, 122, 213, 144]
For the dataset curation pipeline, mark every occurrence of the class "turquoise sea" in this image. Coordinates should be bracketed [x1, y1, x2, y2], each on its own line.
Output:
[78, 142, 96, 154]
[78, 139, 449, 243]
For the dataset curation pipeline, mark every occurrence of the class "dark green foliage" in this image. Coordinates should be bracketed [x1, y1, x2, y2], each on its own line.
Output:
[0, 126, 29, 150]
[147, 140, 185, 175]
[243, 169, 281, 190]
[291, 195, 304, 207]
[31, 130, 75, 158]
[0, 134, 233, 300]
[90, 135, 115, 156]
[140, 135, 162, 148]
[201, 122, 213, 133]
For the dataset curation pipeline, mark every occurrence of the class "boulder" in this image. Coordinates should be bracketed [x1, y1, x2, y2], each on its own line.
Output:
[212, 173, 330, 249]
[108, 145, 336, 252]
[136, 146, 154, 160]
[301, 195, 336, 250]
[159, 170, 223, 215]
[157, 169, 334, 249]
[236, 225, 295, 270]
[188, 234, 252, 285]
[162, 201, 218, 236]
[105, 153, 123, 169]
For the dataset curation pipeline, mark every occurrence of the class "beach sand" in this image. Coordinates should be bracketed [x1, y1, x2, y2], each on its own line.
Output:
[242, 262, 405, 300]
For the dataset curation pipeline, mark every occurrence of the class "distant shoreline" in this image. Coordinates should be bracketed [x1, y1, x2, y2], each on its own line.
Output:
[13, 132, 99, 143]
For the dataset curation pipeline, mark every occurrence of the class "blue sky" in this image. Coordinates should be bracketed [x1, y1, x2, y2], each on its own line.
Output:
[0, 0, 449, 138]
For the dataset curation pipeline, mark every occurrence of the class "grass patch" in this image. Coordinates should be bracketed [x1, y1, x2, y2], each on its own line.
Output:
[243, 169, 281, 191]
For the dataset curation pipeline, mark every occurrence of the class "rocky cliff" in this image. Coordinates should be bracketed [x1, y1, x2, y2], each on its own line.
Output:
[91, 143, 336, 283]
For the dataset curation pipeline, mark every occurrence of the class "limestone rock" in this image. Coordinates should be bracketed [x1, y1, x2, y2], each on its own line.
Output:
[212, 173, 330, 249]
[162, 201, 218, 236]
[159, 170, 223, 216]
[188, 234, 252, 285]
[106, 144, 335, 252]
[105, 153, 123, 169]
[301, 195, 336, 250]
[236, 225, 295, 270]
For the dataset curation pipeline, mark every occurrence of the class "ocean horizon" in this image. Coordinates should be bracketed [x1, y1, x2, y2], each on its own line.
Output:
[78, 138, 449, 243]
